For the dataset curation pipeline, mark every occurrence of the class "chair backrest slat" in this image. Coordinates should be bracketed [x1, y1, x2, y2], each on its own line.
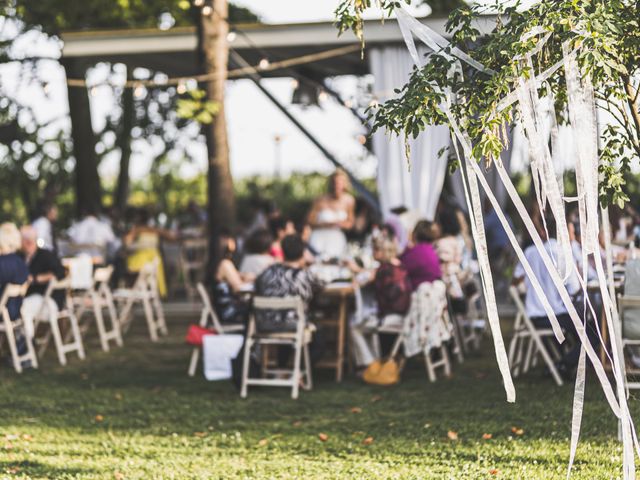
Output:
[1, 283, 29, 307]
[253, 296, 303, 311]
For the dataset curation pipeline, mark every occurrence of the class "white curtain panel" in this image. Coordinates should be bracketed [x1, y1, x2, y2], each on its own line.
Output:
[369, 46, 451, 221]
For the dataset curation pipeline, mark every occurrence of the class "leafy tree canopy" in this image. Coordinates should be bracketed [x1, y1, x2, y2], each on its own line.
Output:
[336, 0, 640, 207]
[15, 0, 259, 34]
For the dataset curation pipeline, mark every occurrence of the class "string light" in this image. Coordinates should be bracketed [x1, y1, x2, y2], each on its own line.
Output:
[226, 31, 237, 42]
[369, 99, 379, 108]
[201, 5, 213, 16]
[134, 85, 145, 97]
[357, 134, 367, 145]
[193, 0, 204, 6]
[344, 99, 353, 108]
[291, 79, 299, 89]
[177, 81, 187, 94]
[318, 91, 329, 102]
[258, 58, 270, 69]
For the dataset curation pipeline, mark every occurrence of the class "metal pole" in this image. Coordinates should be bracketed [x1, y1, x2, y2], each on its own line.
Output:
[228, 49, 380, 214]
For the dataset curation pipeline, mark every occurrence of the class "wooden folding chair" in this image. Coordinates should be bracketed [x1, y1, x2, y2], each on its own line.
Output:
[179, 238, 208, 301]
[187, 282, 244, 376]
[114, 259, 167, 341]
[508, 286, 563, 386]
[449, 277, 486, 356]
[0, 283, 38, 373]
[74, 266, 123, 351]
[241, 296, 313, 399]
[617, 259, 640, 389]
[34, 277, 86, 366]
[375, 283, 452, 383]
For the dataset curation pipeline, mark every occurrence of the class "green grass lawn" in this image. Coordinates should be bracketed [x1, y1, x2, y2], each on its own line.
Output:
[0, 312, 635, 479]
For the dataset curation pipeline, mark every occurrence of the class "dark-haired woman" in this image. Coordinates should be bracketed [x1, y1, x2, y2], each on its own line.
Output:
[400, 220, 442, 291]
[240, 229, 275, 277]
[211, 234, 252, 325]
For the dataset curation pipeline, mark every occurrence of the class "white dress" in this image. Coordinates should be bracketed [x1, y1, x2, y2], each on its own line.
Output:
[310, 208, 348, 259]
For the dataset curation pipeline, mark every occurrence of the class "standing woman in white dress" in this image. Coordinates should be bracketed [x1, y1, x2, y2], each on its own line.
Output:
[308, 169, 355, 259]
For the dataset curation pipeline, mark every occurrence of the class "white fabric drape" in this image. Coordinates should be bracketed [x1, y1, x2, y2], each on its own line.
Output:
[369, 47, 451, 221]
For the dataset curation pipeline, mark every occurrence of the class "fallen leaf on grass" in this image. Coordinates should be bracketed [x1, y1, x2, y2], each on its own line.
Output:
[258, 438, 269, 447]
[370, 395, 382, 403]
[21, 434, 33, 441]
[362, 436, 374, 445]
[482, 433, 493, 440]
[447, 431, 459, 441]
[423, 423, 431, 429]
[318, 433, 329, 442]
[489, 468, 499, 475]
[350, 407, 362, 414]
[114, 472, 125, 480]
[114, 393, 123, 401]
[511, 427, 524, 436]
[95, 415, 104, 423]
[193, 432, 207, 438]
[292, 420, 303, 427]
[4, 434, 18, 441]
[4, 443, 13, 450]
[6, 467, 20, 474]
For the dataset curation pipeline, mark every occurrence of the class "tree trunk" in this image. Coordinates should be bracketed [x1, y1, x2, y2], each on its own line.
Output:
[62, 58, 102, 217]
[199, 0, 236, 276]
[115, 69, 135, 214]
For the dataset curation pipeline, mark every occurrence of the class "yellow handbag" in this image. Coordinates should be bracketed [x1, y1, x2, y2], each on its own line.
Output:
[363, 358, 400, 386]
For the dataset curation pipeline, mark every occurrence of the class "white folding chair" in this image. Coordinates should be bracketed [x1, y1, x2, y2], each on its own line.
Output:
[0, 283, 38, 373]
[179, 238, 208, 301]
[449, 277, 486, 355]
[74, 266, 123, 351]
[617, 259, 640, 389]
[187, 282, 244, 377]
[114, 259, 167, 342]
[508, 286, 563, 386]
[241, 296, 313, 399]
[34, 277, 86, 366]
[375, 282, 452, 382]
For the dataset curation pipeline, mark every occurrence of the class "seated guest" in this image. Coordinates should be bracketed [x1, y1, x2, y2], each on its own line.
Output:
[400, 220, 442, 291]
[240, 229, 275, 277]
[68, 207, 120, 260]
[0, 223, 30, 364]
[0, 223, 30, 321]
[32, 202, 58, 252]
[20, 226, 65, 340]
[254, 234, 325, 332]
[211, 233, 252, 326]
[351, 235, 413, 367]
[435, 210, 468, 299]
[268, 216, 296, 261]
[513, 215, 595, 377]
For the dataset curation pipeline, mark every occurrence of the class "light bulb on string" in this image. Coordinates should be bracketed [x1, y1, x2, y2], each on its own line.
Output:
[344, 99, 353, 108]
[369, 99, 379, 108]
[318, 91, 329, 102]
[193, 0, 204, 6]
[291, 79, 299, 89]
[258, 58, 270, 69]
[134, 85, 145, 98]
[226, 31, 237, 42]
[357, 134, 367, 145]
[201, 5, 213, 16]
[177, 81, 187, 94]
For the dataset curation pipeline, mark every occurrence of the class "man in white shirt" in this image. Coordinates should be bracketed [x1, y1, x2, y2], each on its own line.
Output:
[31, 203, 58, 252]
[513, 215, 595, 377]
[68, 210, 120, 259]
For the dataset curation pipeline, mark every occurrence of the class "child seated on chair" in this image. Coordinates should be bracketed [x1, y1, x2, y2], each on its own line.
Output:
[350, 234, 412, 368]
[254, 234, 325, 333]
[512, 214, 596, 379]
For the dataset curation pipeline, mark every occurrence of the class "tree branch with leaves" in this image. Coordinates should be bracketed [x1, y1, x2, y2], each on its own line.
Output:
[336, 0, 640, 208]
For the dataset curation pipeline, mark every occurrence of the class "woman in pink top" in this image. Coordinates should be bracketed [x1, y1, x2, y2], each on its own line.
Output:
[400, 220, 442, 291]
